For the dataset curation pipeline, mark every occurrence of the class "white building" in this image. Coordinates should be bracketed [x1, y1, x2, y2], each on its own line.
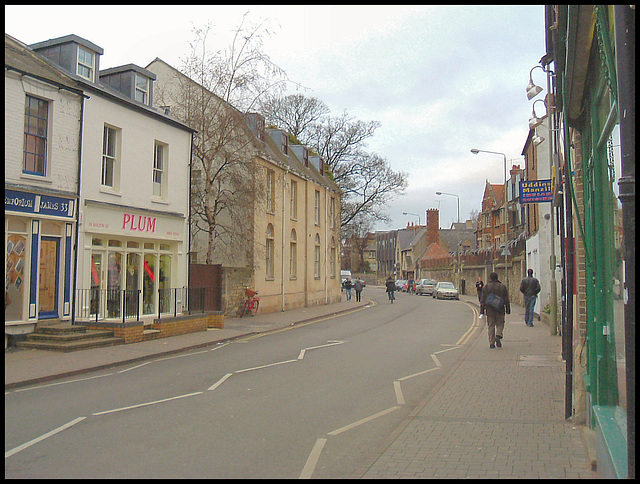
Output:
[5, 34, 85, 344]
[29, 35, 194, 322]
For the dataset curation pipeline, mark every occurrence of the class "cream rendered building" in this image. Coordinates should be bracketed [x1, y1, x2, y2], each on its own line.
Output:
[29, 36, 194, 321]
[146, 58, 342, 314]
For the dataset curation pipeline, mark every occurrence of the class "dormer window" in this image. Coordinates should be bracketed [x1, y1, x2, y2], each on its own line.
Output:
[135, 74, 150, 104]
[281, 132, 288, 155]
[77, 46, 95, 80]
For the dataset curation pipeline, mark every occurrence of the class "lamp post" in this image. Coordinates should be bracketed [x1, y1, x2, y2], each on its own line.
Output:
[437, 191, 462, 289]
[402, 211, 420, 226]
[435, 191, 460, 224]
[470, 148, 509, 293]
[527, 63, 559, 336]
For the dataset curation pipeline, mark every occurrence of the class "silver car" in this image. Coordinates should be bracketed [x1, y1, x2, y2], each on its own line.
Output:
[415, 278, 436, 296]
[433, 281, 459, 300]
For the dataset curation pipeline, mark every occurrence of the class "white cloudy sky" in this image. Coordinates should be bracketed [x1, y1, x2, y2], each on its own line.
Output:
[5, 5, 547, 230]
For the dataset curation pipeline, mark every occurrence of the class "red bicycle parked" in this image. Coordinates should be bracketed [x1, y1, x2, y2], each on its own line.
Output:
[239, 288, 260, 317]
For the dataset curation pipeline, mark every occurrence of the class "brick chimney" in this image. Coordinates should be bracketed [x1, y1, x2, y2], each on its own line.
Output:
[426, 209, 439, 245]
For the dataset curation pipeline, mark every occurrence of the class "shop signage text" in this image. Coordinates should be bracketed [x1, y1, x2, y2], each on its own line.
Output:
[5, 189, 75, 218]
[122, 213, 157, 233]
[519, 179, 553, 203]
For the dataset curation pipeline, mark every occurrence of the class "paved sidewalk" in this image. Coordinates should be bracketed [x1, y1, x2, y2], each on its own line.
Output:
[361, 298, 597, 479]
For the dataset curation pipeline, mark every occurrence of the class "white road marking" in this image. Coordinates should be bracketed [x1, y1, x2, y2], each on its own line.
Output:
[298, 349, 306, 360]
[299, 438, 327, 479]
[327, 406, 401, 436]
[397, 366, 441, 381]
[10, 373, 112, 393]
[92, 392, 203, 416]
[234, 359, 298, 374]
[117, 361, 152, 373]
[431, 353, 442, 367]
[5, 417, 86, 458]
[156, 350, 208, 361]
[394, 381, 405, 405]
[208, 373, 233, 391]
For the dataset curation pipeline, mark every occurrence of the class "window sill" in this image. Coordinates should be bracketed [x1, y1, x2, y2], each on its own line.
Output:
[100, 187, 121, 197]
[151, 196, 169, 205]
[20, 173, 52, 183]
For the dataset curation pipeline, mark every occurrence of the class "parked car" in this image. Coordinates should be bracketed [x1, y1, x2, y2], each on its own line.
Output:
[415, 278, 437, 296]
[433, 281, 459, 300]
[395, 279, 406, 291]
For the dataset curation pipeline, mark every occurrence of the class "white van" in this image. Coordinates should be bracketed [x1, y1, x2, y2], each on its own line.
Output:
[340, 270, 352, 284]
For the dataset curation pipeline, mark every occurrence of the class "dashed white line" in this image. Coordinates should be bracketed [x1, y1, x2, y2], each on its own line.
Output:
[299, 438, 327, 479]
[327, 406, 401, 436]
[117, 361, 152, 373]
[234, 359, 298, 374]
[393, 381, 405, 405]
[92, 392, 203, 416]
[5, 417, 86, 458]
[10, 373, 112, 393]
[208, 373, 233, 391]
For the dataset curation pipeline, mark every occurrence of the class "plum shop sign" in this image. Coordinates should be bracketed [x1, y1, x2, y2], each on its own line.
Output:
[122, 213, 157, 232]
[83, 203, 185, 240]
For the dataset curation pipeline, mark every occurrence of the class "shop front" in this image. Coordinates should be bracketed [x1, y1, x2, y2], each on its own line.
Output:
[77, 201, 187, 321]
[5, 189, 76, 339]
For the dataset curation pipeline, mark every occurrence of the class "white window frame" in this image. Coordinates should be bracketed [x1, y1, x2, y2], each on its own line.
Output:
[153, 141, 167, 198]
[135, 74, 150, 104]
[102, 125, 119, 190]
[290, 180, 297, 219]
[77, 46, 95, 81]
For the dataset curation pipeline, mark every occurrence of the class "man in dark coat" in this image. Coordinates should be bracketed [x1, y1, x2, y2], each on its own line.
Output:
[519, 268, 541, 327]
[480, 272, 511, 348]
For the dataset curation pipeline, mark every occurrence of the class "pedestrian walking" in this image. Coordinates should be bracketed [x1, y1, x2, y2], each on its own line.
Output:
[475, 276, 484, 302]
[354, 277, 364, 302]
[480, 272, 510, 348]
[385, 276, 396, 303]
[519, 268, 541, 327]
[343, 277, 353, 301]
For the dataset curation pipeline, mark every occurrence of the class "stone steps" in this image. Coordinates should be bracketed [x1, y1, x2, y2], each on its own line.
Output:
[16, 324, 125, 352]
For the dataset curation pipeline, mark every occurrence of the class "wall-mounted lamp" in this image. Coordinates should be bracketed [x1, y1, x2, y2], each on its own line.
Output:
[528, 99, 547, 129]
[526, 65, 546, 100]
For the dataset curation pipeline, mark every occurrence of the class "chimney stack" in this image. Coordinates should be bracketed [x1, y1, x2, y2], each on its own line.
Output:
[426, 209, 439, 244]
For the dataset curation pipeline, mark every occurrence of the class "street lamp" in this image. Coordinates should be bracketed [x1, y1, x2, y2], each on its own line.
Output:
[435, 191, 460, 224]
[527, 62, 559, 336]
[402, 211, 420, 225]
[470, 148, 509, 292]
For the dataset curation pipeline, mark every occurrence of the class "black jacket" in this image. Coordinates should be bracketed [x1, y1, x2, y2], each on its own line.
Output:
[520, 276, 541, 296]
[385, 280, 396, 292]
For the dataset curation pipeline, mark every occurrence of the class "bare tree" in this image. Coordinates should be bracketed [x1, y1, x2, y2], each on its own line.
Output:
[153, 17, 288, 265]
[260, 93, 329, 138]
[260, 95, 407, 230]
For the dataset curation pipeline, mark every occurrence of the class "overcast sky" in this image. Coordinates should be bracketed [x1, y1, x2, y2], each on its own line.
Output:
[5, 5, 547, 230]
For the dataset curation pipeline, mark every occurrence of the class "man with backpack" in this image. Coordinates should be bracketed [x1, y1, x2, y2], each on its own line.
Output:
[519, 268, 541, 327]
[480, 272, 511, 349]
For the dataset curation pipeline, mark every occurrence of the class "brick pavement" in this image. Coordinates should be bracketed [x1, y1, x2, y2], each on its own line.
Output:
[361, 303, 597, 479]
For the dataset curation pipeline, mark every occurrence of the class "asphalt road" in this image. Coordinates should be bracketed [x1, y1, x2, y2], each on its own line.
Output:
[5, 287, 479, 478]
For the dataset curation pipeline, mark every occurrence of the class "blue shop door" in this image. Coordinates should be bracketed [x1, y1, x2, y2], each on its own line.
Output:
[38, 236, 60, 319]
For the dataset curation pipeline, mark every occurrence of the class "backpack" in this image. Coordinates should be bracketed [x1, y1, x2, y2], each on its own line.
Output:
[484, 292, 505, 312]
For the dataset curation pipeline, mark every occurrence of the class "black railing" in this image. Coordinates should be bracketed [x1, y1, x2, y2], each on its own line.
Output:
[74, 286, 221, 323]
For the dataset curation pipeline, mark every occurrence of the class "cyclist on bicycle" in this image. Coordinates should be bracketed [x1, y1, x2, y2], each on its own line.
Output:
[385, 276, 396, 303]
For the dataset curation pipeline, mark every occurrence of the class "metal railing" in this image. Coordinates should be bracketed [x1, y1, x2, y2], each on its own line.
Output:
[74, 286, 221, 323]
